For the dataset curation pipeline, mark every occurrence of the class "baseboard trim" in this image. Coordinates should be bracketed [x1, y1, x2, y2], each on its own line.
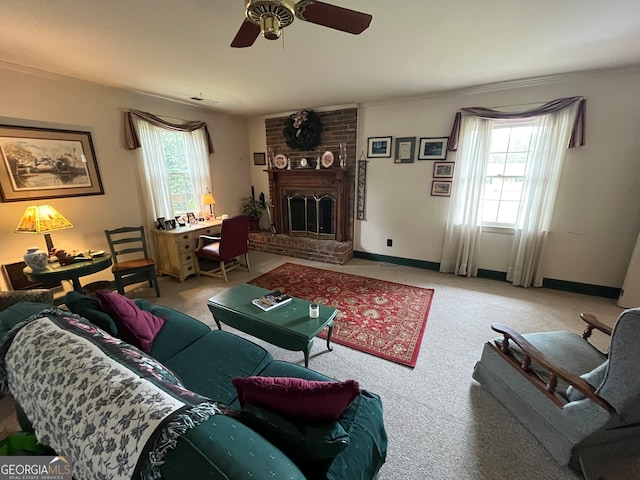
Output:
[542, 278, 620, 299]
[353, 251, 620, 299]
[477, 269, 508, 282]
[353, 251, 440, 271]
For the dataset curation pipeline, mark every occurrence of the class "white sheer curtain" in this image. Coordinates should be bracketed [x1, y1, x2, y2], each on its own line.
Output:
[440, 103, 580, 287]
[439, 115, 493, 276]
[133, 117, 211, 222]
[506, 102, 579, 287]
[183, 128, 212, 203]
[134, 119, 172, 221]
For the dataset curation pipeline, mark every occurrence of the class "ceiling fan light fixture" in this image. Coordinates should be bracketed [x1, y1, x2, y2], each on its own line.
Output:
[245, 0, 294, 40]
[260, 14, 281, 40]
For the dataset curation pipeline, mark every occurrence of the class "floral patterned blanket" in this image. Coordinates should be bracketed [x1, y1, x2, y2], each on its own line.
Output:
[0, 309, 222, 480]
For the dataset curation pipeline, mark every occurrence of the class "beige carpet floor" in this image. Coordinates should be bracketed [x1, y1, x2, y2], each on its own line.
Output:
[3, 250, 637, 479]
[131, 251, 638, 480]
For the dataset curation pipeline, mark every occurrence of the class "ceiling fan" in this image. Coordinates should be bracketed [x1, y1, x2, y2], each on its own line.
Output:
[231, 0, 372, 48]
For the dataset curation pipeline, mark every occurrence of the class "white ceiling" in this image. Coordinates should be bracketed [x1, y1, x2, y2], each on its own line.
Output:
[2, 0, 640, 117]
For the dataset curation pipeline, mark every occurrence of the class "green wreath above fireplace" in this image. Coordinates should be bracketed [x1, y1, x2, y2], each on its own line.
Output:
[283, 110, 322, 151]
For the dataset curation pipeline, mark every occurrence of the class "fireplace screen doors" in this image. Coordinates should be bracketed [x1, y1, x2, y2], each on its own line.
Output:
[285, 194, 335, 240]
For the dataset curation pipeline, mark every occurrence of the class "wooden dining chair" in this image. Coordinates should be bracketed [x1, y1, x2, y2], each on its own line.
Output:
[104, 226, 160, 296]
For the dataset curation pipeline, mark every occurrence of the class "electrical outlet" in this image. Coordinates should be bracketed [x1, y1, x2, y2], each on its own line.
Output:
[386, 239, 393, 247]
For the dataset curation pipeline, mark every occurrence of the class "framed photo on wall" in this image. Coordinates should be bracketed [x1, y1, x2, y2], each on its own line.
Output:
[431, 180, 452, 197]
[418, 137, 449, 160]
[253, 152, 266, 165]
[367, 136, 392, 158]
[394, 137, 416, 163]
[0, 124, 104, 202]
[433, 161, 455, 178]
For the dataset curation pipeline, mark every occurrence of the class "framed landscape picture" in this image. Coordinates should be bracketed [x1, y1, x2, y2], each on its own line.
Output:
[431, 180, 452, 197]
[418, 137, 449, 160]
[433, 161, 455, 178]
[367, 136, 392, 158]
[0, 125, 103, 202]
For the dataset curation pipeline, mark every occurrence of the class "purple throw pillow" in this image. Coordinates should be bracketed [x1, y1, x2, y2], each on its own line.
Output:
[94, 290, 165, 353]
[232, 376, 361, 422]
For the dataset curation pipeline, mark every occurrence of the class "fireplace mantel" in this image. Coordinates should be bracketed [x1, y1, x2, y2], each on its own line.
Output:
[268, 168, 353, 242]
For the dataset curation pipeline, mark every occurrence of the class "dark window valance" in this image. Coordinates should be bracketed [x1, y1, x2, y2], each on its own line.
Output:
[124, 110, 214, 154]
[448, 96, 586, 151]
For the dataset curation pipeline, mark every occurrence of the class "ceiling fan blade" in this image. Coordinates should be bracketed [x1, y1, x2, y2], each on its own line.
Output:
[295, 1, 372, 35]
[231, 20, 261, 48]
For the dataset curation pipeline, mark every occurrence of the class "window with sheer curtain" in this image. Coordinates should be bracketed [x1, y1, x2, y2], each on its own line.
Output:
[440, 97, 585, 288]
[130, 117, 212, 221]
[483, 120, 535, 227]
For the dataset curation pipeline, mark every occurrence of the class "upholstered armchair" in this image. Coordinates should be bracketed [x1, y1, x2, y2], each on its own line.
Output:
[0, 290, 54, 312]
[0, 290, 54, 343]
[472, 309, 640, 479]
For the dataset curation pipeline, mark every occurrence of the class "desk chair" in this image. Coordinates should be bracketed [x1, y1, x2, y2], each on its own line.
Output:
[104, 226, 160, 297]
[1, 260, 67, 305]
[195, 214, 250, 283]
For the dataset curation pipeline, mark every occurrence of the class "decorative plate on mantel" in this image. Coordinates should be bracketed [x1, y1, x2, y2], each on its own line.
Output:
[321, 151, 334, 168]
[274, 154, 288, 169]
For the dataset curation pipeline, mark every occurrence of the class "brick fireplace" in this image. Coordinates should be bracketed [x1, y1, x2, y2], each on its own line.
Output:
[269, 168, 351, 242]
[248, 107, 357, 264]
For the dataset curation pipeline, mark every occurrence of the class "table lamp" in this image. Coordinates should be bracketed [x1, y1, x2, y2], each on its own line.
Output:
[201, 188, 216, 219]
[15, 204, 74, 254]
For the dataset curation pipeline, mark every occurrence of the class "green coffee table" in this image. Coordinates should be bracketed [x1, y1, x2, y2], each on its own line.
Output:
[207, 283, 336, 367]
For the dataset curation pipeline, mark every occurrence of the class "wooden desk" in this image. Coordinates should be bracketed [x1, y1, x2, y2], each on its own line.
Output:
[152, 220, 222, 282]
[24, 254, 113, 293]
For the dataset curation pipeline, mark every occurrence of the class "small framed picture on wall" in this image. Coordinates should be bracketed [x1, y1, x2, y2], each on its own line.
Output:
[253, 152, 266, 165]
[418, 137, 449, 160]
[367, 136, 392, 158]
[433, 161, 454, 178]
[431, 180, 452, 197]
[394, 137, 416, 163]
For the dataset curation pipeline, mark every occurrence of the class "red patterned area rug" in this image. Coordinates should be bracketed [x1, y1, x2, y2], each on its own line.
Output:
[248, 262, 434, 367]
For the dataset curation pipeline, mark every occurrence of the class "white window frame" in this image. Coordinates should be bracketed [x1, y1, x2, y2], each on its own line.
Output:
[482, 119, 536, 230]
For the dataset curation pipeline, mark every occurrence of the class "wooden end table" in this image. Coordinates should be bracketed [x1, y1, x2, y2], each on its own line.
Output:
[207, 283, 336, 367]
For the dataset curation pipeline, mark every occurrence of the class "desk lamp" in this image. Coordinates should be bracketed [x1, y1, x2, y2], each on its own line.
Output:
[201, 188, 216, 219]
[15, 205, 74, 254]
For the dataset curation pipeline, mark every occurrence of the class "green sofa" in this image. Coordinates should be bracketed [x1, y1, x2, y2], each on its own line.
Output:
[0, 290, 387, 480]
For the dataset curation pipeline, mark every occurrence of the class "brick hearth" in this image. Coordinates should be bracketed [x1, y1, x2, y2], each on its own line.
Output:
[249, 232, 353, 265]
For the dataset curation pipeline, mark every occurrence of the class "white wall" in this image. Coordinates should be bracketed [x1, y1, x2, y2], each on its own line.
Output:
[247, 117, 271, 230]
[249, 67, 640, 288]
[0, 65, 250, 290]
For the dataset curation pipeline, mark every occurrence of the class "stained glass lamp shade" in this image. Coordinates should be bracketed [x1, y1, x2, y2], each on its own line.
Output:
[15, 205, 74, 253]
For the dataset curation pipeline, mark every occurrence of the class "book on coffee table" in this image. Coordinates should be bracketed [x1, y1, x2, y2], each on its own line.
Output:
[251, 290, 292, 312]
